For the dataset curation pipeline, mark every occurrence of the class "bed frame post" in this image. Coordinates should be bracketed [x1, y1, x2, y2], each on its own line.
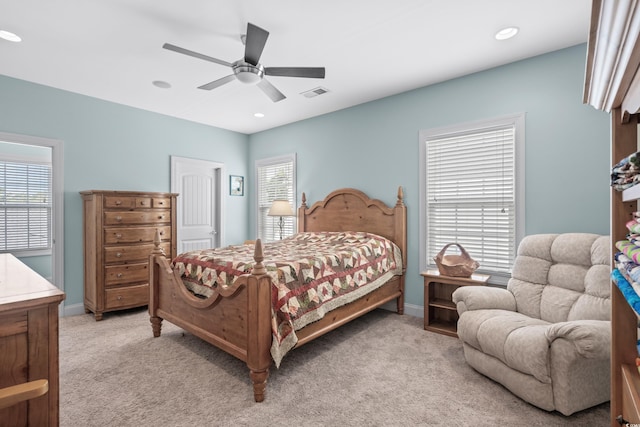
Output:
[297, 192, 307, 232]
[394, 186, 407, 314]
[149, 229, 165, 337]
[246, 239, 272, 402]
[394, 186, 407, 268]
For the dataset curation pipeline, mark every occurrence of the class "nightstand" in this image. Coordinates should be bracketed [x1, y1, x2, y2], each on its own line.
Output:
[422, 269, 489, 337]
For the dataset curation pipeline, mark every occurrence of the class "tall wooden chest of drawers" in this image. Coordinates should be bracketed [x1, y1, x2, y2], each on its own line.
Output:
[80, 190, 177, 320]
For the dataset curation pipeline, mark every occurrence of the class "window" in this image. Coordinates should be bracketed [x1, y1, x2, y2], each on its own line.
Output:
[0, 159, 52, 253]
[420, 114, 524, 281]
[256, 154, 296, 243]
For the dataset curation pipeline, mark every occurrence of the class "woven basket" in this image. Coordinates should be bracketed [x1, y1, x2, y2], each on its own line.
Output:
[433, 243, 479, 277]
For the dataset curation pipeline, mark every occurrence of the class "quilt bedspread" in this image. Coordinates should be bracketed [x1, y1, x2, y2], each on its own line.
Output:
[172, 231, 403, 367]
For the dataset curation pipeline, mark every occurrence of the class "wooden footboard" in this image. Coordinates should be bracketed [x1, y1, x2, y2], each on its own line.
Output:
[148, 187, 407, 402]
[149, 239, 272, 402]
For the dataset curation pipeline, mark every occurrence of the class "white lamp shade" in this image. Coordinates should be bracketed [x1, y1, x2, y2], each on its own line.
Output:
[268, 199, 294, 216]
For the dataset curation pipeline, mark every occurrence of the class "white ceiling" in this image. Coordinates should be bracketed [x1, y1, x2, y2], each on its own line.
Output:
[0, 0, 592, 134]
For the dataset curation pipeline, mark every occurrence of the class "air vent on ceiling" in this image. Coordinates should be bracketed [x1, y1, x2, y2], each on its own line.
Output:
[301, 86, 330, 98]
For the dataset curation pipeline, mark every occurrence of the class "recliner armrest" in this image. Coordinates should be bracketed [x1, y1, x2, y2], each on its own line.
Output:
[451, 286, 516, 315]
[545, 320, 610, 359]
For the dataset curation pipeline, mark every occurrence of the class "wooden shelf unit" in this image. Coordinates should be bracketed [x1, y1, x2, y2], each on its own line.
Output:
[421, 269, 489, 337]
[607, 112, 640, 427]
[583, 2, 640, 423]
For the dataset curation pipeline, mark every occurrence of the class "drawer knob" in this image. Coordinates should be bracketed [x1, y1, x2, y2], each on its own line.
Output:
[116, 273, 123, 278]
[117, 295, 123, 300]
[115, 200, 122, 205]
[158, 215, 164, 220]
[115, 215, 122, 222]
[140, 201, 147, 206]
[115, 233, 122, 239]
[116, 252, 122, 258]
[158, 201, 164, 205]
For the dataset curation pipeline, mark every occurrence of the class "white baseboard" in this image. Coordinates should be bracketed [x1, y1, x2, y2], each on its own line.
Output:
[380, 301, 423, 318]
[403, 303, 423, 318]
[63, 301, 425, 319]
[62, 302, 86, 317]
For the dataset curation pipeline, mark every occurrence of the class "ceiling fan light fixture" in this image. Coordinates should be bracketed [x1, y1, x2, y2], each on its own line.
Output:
[495, 26, 519, 40]
[234, 62, 264, 84]
[236, 71, 261, 84]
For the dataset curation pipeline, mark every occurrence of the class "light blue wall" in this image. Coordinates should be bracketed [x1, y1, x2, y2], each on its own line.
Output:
[0, 76, 250, 307]
[0, 43, 611, 312]
[247, 44, 611, 308]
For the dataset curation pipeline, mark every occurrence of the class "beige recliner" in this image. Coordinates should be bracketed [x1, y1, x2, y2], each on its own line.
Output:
[451, 233, 610, 416]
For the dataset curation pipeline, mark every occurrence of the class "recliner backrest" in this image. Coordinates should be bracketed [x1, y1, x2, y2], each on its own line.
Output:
[507, 233, 610, 323]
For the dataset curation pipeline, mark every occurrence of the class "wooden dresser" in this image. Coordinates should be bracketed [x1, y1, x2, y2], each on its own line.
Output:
[81, 190, 177, 320]
[0, 254, 65, 427]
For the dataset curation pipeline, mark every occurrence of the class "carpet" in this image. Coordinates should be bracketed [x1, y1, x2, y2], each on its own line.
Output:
[59, 308, 608, 426]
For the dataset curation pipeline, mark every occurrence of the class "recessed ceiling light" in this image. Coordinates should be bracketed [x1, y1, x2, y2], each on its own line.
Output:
[254, 112, 265, 118]
[152, 80, 171, 89]
[0, 30, 22, 42]
[495, 27, 519, 41]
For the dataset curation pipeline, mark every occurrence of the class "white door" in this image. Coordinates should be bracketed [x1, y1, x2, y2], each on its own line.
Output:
[171, 156, 224, 253]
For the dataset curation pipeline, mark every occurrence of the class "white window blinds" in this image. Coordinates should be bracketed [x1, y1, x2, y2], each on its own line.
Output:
[256, 155, 295, 242]
[0, 160, 52, 252]
[425, 122, 517, 275]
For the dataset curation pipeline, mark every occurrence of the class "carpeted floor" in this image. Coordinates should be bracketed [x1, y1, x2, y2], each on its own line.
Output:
[59, 308, 608, 426]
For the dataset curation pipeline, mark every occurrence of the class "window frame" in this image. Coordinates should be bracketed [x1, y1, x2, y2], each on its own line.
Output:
[419, 113, 525, 284]
[0, 131, 64, 309]
[255, 154, 297, 243]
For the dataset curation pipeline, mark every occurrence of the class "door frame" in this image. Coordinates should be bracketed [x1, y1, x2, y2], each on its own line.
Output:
[0, 132, 64, 306]
[170, 156, 225, 248]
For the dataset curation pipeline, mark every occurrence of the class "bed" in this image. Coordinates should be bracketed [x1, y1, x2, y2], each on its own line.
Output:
[148, 187, 407, 401]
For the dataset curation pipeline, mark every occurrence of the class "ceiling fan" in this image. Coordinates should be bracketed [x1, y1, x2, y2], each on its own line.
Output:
[163, 22, 326, 103]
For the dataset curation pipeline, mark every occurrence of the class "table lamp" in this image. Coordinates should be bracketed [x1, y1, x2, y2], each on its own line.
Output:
[267, 199, 294, 240]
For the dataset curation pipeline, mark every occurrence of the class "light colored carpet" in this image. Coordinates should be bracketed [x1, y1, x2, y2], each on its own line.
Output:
[59, 308, 608, 426]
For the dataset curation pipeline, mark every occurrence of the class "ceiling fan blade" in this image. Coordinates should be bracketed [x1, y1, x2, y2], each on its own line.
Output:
[198, 74, 236, 90]
[257, 79, 286, 102]
[265, 67, 326, 79]
[244, 23, 269, 66]
[163, 43, 232, 68]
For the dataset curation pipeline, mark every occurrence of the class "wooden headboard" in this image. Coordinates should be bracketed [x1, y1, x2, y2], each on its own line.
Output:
[297, 187, 407, 270]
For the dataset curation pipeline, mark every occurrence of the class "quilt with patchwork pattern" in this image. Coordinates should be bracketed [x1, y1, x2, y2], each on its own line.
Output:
[172, 231, 403, 367]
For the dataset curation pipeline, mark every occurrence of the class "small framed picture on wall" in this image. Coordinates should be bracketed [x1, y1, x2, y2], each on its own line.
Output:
[230, 175, 244, 196]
